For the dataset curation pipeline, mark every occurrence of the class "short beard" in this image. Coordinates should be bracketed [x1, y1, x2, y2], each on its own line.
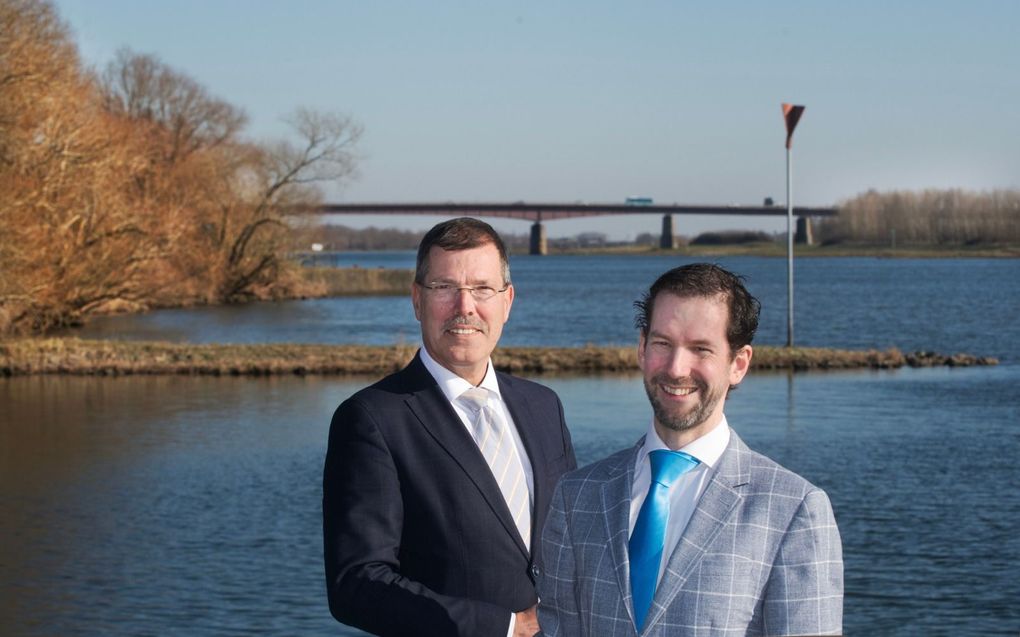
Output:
[643, 374, 722, 433]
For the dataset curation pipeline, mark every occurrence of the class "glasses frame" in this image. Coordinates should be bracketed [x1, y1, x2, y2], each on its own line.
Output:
[418, 282, 510, 303]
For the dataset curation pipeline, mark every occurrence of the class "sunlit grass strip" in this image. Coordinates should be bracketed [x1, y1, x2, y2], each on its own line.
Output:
[0, 338, 997, 377]
[300, 266, 412, 296]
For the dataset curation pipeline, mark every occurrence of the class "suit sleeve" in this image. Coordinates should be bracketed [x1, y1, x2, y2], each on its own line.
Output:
[323, 397, 511, 637]
[536, 479, 582, 637]
[760, 487, 844, 636]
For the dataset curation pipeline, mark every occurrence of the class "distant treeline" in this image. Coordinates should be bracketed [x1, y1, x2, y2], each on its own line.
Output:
[0, 0, 361, 335]
[690, 231, 775, 246]
[292, 224, 531, 253]
[294, 225, 423, 251]
[818, 189, 1020, 245]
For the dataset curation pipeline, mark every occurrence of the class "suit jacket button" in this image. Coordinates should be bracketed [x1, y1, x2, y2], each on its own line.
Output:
[531, 564, 541, 578]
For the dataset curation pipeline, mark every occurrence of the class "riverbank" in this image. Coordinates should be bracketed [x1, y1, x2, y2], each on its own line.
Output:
[298, 265, 412, 296]
[551, 243, 1020, 258]
[78, 266, 412, 319]
[0, 338, 997, 377]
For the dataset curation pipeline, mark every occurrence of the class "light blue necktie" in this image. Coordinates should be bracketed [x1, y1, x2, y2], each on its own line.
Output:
[629, 449, 700, 631]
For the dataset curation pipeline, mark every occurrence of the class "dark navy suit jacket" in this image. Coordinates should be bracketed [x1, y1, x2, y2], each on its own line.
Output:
[323, 351, 576, 636]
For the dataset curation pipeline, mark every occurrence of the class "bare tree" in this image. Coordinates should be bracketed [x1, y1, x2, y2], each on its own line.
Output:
[100, 48, 246, 164]
[97, 51, 363, 303]
[215, 109, 363, 300]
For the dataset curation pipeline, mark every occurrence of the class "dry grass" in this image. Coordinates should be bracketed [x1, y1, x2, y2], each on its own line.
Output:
[0, 338, 997, 377]
[299, 266, 413, 297]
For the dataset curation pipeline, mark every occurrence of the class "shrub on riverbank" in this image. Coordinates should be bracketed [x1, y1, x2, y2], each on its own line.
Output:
[0, 338, 996, 377]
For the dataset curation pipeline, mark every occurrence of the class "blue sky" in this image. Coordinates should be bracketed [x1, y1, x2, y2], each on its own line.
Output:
[53, 1, 1020, 239]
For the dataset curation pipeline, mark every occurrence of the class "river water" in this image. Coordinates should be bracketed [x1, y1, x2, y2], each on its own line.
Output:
[4, 254, 1020, 635]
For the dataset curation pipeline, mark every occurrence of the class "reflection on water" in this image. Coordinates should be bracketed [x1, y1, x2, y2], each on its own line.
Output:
[2, 366, 1019, 635]
[1, 376, 355, 637]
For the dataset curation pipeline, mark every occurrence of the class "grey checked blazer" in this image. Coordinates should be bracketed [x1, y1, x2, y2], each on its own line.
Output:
[538, 430, 842, 636]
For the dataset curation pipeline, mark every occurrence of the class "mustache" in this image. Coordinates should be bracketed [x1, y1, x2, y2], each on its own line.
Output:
[443, 316, 488, 334]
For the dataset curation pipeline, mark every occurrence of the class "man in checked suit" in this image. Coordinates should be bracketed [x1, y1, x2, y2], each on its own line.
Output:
[538, 263, 842, 636]
[323, 217, 576, 637]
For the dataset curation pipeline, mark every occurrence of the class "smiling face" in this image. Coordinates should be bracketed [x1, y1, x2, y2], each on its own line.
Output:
[637, 292, 752, 449]
[412, 243, 514, 385]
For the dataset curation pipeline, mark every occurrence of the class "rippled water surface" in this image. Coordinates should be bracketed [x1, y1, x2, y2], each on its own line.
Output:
[3, 367, 1018, 635]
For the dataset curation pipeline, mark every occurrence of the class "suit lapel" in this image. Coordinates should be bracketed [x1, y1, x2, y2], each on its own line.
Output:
[403, 356, 530, 559]
[601, 440, 643, 628]
[643, 431, 751, 631]
[498, 374, 547, 554]
[498, 373, 542, 464]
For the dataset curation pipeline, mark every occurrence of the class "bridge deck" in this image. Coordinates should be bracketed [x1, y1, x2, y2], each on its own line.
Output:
[316, 202, 836, 221]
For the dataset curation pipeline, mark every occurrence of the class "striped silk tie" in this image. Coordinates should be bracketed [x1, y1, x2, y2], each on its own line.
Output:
[461, 387, 531, 549]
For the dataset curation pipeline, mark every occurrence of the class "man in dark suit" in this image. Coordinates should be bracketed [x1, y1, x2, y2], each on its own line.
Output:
[323, 217, 576, 637]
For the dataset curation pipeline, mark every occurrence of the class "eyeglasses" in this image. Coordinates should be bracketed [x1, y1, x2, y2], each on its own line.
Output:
[419, 282, 509, 303]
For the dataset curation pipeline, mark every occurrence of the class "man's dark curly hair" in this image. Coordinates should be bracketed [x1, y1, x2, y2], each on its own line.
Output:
[634, 263, 761, 357]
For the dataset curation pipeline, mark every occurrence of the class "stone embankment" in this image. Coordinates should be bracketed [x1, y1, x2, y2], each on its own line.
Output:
[0, 338, 998, 377]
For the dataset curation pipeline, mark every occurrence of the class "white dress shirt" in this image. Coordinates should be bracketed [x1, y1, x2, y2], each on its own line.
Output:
[419, 345, 536, 503]
[419, 346, 535, 637]
[629, 416, 731, 584]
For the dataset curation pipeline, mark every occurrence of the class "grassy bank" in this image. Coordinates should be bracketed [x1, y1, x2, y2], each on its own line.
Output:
[299, 266, 412, 296]
[0, 338, 997, 377]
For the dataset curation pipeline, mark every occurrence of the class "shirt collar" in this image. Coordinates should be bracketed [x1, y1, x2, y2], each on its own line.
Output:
[419, 345, 502, 404]
[637, 415, 731, 470]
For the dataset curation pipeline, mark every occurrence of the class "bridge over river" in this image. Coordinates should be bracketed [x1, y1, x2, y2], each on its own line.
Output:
[317, 201, 838, 255]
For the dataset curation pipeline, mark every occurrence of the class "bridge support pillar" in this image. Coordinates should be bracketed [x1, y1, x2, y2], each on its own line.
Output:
[529, 222, 547, 255]
[660, 214, 676, 249]
[795, 217, 814, 245]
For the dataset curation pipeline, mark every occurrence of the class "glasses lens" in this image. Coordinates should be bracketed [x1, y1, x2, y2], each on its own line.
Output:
[426, 284, 502, 302]
[471, 287, 495, 301]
